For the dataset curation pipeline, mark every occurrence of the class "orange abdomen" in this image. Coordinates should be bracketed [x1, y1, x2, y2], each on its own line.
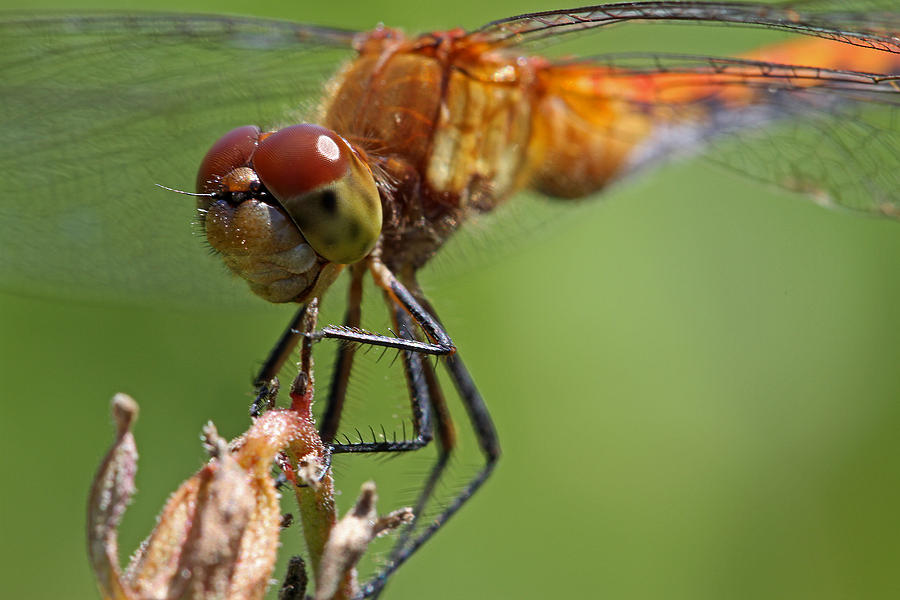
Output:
[526, 36, 900, 200]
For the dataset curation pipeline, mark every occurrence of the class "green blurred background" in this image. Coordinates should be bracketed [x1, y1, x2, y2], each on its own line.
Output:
[1, 1, 899, 599]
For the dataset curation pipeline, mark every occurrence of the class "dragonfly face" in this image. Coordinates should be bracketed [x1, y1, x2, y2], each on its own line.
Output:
[196, 123, 381, 303]
[5, 1, 897, 600]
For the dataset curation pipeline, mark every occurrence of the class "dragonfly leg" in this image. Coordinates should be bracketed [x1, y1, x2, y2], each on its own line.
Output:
[319, 262, 366, 444]
[250, 303, 307, 417]
[314, 323, 452, 355]
[250, 260, 447, 453]
[359, 293, 500, 599]
[326, 258, 463, 455]
[416, 292, 499, 461]
[252, 256, 454, 417]
[313, 258, 455, 356]
[369, 258, 455, 352]
[249, 261, 498, 596]
[330, 296, 434, 454]
[388, 337, 456, 556]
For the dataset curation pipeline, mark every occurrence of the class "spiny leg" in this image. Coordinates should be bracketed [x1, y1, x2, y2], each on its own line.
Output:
[314, 259, 454, 356]
[320, 262, 366, 445]
[248, 259, 497, 596]
[388, 334, 457, 560]
[361, 354, 500, 599]
[311, 260, 497, 595]
[417, 293, 499, 462]
[358, 290, 500, 599]
[322, 258, 462, 453]
[381, 276, 459, 553]
[251, 257, 450, 419]
[250, 258, 448, 452]
[330, 296, 434, 454]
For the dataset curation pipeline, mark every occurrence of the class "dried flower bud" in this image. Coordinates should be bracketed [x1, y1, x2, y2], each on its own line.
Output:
[87, 394, 315, 600]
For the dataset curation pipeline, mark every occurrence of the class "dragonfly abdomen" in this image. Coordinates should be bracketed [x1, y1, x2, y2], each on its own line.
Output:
[527, 82, 655, 199]
[526, 36, 900, 203]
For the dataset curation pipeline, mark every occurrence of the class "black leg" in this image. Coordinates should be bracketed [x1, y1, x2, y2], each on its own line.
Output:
[250, 304, 307, 417]
[250, 260, 452, 450]
[388, 348, 455, 560]
[246, 259, 499, 597]
[313, 259, 455, 356]
[320, 262, 366, 445]
[417, 289, 498, 460]
[330, 300, 434, 455]
[314, 324, 451, 356]
[358, 293, 500, 599]
[322, 258, 464, 455]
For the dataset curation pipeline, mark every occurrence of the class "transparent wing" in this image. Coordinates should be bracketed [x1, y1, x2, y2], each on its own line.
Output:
[476, 1, 900, 52]
[429, 2, 900, 284]
[0, 13, 358, 308]
[464, 1, 900, 218]
[557, 52, 900, 217]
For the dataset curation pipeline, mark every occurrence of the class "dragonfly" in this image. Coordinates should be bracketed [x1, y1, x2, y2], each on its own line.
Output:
[2, 1, 899, 598]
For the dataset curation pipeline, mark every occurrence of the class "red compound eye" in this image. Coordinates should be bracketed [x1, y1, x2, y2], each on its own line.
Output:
[252, 124, 350, 202]
[196, 125, 261, 194]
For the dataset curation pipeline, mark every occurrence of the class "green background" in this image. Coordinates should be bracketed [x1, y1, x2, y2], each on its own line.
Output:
[1, 1, 899, 599]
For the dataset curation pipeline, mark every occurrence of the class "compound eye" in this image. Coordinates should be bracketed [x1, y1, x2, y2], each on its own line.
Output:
[253, 124, 382, 264]
[196, 125, 261, 194]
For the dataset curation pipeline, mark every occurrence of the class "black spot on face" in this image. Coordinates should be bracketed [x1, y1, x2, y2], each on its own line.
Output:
[347, 221, 361, 240]
[318, 188, 337, 215]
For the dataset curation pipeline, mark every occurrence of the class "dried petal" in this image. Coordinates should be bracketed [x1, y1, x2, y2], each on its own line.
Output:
[126, 424, 261, 599]
[126, 410, 307, 599]
[314, 482, 413, 600]
[89, 394, 313, 600]
[87, 394, 140, 600]
[228, 411, 308, 599]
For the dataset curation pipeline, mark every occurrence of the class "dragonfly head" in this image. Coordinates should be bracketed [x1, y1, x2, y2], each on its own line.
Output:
[196, 124, 383, 303]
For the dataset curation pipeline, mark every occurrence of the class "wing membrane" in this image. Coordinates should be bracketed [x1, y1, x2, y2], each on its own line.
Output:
[2, 5, 898, 308]
[477, 1, 900, 53]
[537, 51, 899, 216]
[0, 13, 358, 308]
